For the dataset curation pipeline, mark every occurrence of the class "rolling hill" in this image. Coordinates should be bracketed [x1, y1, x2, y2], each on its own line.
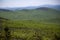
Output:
[0, 7, 60, 40]
[0, 7, 60, 23]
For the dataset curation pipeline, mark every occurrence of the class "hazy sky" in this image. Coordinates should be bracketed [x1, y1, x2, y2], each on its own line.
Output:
[0, 0, 60, 8]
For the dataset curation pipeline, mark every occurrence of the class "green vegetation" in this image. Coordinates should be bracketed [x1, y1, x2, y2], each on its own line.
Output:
[0, 20, 60, 40]
[0, 8, 60, 21]
[0, 8, 60, 40]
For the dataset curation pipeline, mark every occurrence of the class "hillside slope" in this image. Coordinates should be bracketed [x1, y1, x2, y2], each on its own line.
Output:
[0, 7, 60, 23]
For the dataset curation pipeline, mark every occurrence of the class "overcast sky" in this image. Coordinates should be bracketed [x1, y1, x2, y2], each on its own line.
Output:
[0, 0, 60, 8]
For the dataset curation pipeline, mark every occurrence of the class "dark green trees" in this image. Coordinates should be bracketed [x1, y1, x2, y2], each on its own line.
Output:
[4, 27, 11, 40]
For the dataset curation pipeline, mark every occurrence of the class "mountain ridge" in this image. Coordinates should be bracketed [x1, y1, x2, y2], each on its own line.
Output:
[0, 7, 60, 23]
[0, 5, 60, 11]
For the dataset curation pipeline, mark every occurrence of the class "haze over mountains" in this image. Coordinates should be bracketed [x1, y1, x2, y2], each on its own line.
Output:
[0, 5, 60, 11]
[0, 5, 60, 23]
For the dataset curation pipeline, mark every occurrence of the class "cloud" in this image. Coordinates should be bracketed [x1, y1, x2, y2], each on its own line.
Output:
[0, 0, 60, 8]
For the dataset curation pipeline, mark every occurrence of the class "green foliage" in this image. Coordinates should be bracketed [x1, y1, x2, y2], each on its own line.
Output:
[0, 8, 60, 23]
[0, 20, 60, 40]
[0, 8, 60, 40]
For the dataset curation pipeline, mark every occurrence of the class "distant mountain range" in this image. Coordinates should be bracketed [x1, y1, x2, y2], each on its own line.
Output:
[0, 5, 60, 23]
[0, 9, 12, 12]
[0, 5, 60, 11]
[42, 5, 60, 10]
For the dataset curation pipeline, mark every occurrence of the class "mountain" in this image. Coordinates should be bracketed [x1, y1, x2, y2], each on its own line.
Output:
[0, 9, 12, 12]
[0, 5, 60, 11]
[36, 7, 50, 10]
[0, 7, 60, 23]
[0, 6, 39, 11]
[42, 5, 60, 10]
